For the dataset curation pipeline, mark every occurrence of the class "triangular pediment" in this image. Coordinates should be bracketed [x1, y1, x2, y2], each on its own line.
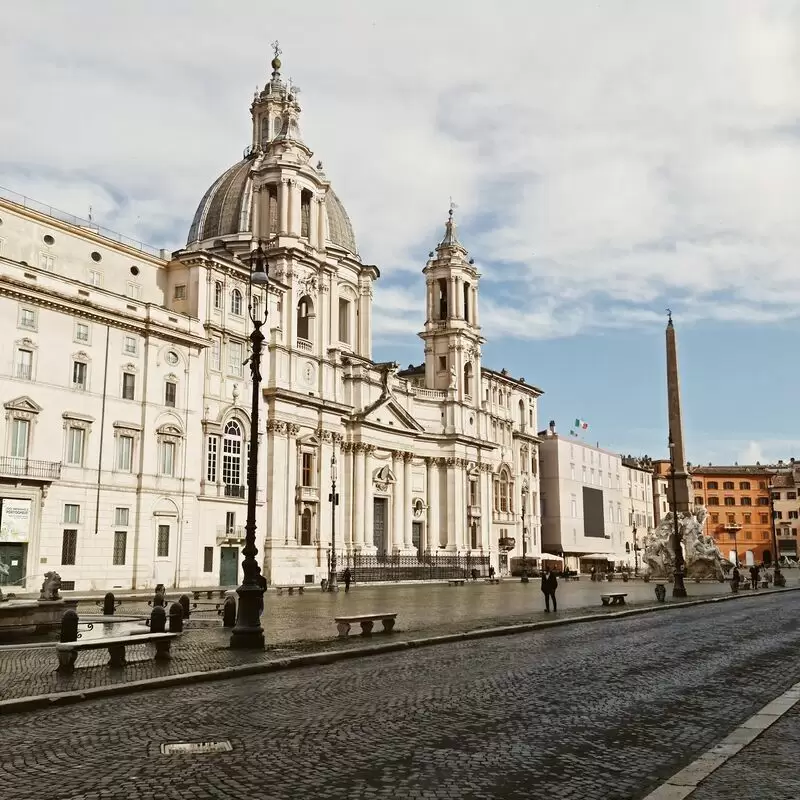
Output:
[357, 397, 424, 433]
[4, 396, 42, 414]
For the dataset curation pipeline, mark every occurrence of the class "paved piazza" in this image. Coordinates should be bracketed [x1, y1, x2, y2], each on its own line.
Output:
[2, 591, 800, 799]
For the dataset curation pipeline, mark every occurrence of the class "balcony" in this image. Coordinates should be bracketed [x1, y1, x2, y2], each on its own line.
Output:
[0, 457, 61, 481]
[15, 364, 32, 380]
[499, 536, 516, 551]
[223, 484, 246, 499]
[467, 505, 482, 518]
[296, 338, 313, 353]
[216, 525, 246, 543]
[296, 485, 319, 502]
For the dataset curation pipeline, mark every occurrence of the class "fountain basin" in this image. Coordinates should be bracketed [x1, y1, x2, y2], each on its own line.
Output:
[0, 599, 78, 639]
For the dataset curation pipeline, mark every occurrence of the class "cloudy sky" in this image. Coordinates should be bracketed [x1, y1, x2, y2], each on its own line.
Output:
[2, 1, 799, 465]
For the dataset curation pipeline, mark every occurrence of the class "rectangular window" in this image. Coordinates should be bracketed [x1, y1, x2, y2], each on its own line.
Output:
[72, 360, 88, 390]
[66, 427, 85, 466]
[10, 418, 29, 459]
[228, 342, 243, 378]
[724, 497, 736, 506]
[160, 441, 176, 476]
[210, 338, 221, 371]
[744, 513, 752, 524]
[206, 436, 218, 482]
[88, 269, 103, 286]
[338, 298, 350, 343]
[114, 507, 130, 527]
[112, 530, 127, 565]
[122, 372, 135, 400]
[301, 452, 314, 487]
[203, 546, 214, 573]
[74, 322, 90, 343]
[788, 492, 797, 500]
[740, 496, 752, 506]
[16, 348, 33, 380]
[760, 513, 769, 524]
[126, 282, 142, 300]
[469, 480, 478, 506]
[19, 307, 37, 330]
[117, 434, 134, 471]
[61, 529, 78, 565]
[63, 503, 80, 524]
[174, 284, 187, 301]
[164, 381, 177, 407]
[157, 524, 170, 558]
[214, 281, 222, 310]
[123, 336, 138, 355]
[39, 252, 56, 270]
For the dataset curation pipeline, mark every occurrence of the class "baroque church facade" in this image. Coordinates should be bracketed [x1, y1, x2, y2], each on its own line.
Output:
[0, 54, 542, 590]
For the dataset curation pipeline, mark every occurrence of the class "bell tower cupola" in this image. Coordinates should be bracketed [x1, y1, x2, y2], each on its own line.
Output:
[419, 205, 484, 402]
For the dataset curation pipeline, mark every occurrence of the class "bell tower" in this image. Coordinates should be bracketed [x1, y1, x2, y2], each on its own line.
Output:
[419, 207, 484, 406]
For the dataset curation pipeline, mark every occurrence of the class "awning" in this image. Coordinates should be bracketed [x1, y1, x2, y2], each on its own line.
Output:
[580, 553, 612, 560]
[541, 553, 564, 562]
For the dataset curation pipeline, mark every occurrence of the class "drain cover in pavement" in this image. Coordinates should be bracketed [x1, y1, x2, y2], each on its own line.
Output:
[161, 740, 233, 755]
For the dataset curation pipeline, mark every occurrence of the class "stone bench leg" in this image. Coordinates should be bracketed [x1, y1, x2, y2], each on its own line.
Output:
[57, 650, 77, 674]
[277, 588, 284, 596]
[287, 587, 294, 595]
[298, 587, 304, 595]
[601, 598, 610, 606]
[359, 620, 375, 636]
[381, 618, 396, 634]
[614, 598, 625, 605]
[336, 621, 351, 638]
[154, 640, 172, 661]
[108, 644, 127, 668]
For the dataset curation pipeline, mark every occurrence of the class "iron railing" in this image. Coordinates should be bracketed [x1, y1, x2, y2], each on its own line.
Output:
[224, 484, 246, 498]
[340, 552, 491, 583]
[0, 457, 62, 480]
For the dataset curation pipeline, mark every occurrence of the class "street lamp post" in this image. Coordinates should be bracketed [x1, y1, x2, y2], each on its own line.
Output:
[327, 452, 339, 592]
[520, 485, 529, 583]
[768, 479, 786, 587]
[668, 432, 687, 598]
[230, 242, 269, 650]
[724, 523, 742, 567]
[632, 520, 640, 577]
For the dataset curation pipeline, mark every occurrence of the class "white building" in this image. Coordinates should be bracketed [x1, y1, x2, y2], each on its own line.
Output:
[0, 54, 543, 591]
[621, 456, 654, 572]
[538, 423, 629, 572]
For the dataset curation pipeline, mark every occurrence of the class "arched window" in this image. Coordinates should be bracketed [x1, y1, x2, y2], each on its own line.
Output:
[463, 362, 473, 397]
[273, 116, 282, 137]
[297, 295, 314, 341]
[222, 421, 243, 490]
[230, 289, 243, 316]
[300, 189, 312, 238]
[214, 281, 222, 310]
[518, 399, 525, 427]
[252, 295, 261, 320]
[267, 185, 278, 235]
[300, 508, 312, 546]
[494, 468, 511, 513]
[463, 281, 471, 321]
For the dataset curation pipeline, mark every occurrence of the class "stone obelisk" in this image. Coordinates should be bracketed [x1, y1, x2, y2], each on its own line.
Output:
[666, 310, 692, 513]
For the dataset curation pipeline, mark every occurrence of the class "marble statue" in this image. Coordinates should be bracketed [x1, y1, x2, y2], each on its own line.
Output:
[39, 571, 62, 601]
[643, 506, 725, 582]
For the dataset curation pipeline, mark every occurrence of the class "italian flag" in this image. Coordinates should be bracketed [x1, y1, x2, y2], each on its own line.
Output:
[574, 418, 589, 430]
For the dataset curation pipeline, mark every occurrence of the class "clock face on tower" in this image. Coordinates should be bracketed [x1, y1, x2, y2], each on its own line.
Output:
[303, 362, 315, 385]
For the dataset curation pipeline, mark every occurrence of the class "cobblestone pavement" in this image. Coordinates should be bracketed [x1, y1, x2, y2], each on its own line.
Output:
[690, 700, 800, 799]
[0, 581, 750, 702]
[2, 592, 800, 800]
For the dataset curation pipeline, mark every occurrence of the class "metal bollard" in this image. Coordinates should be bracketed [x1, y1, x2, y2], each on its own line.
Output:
[178, 594, 191, 620]
[222, 595, 236, 628]
[150, 604, 166, 633]
[60, 608, 79, 643]
[103, 592, 116, 616]
[168, 602, 183, 633]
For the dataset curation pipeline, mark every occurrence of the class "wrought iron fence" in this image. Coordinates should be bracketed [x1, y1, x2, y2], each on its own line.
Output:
[341, 553, 491, 583]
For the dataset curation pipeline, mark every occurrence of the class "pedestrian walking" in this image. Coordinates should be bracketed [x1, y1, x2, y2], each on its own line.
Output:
[343, 567, 352, 593]
[541, 567, 558, 612]
[488, 565, 496, 579]
[257, 569, 267, 616]
[750, 564, 760, 590]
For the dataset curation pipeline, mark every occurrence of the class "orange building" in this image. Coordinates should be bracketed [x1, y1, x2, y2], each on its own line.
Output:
[689, 465, 772, 565]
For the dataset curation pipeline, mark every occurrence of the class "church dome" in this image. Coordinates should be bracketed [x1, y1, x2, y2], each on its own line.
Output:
[186, 155, 358, 257]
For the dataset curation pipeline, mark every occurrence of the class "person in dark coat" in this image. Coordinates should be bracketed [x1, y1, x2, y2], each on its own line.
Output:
[256, 569, 267, 615]
[343, 567, 352, 593]
[541, 568, 558, 612]
[750, 564, 760, 590]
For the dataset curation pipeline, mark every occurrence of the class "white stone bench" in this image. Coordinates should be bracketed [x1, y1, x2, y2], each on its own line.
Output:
[334, 613, 397, 638]
[56, 632, 180, 673]
[276, 586, 305, 596]
[447, 579, 466, 586]
[601, 592, 628, 606]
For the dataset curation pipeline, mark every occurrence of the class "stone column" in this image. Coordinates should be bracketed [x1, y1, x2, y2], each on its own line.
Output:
[444, 458, 456, 551]
[363, 445, 375, 549]
[448, 277, 456, 320]
[392, 451, 404, 552]
[289, 180, 301, 236]
[353, 443, 365, 547]
[342, 442, 354, 549]
[403, 452, 414, 550]
[317, 198, 326, 250]
[426, 457, 440, 551]
[309, 195, 320, 249]
[252, 185, 262, 242]
[285, 424, 299, 542]
[279, 179, 289, 234]
[473, 284, 480, 327]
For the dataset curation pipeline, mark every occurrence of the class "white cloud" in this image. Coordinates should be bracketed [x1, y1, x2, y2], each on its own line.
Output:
[1, 1, 799, 340]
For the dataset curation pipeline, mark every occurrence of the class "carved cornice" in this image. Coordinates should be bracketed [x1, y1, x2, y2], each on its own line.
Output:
[332, 432, 344, 445]
[266, 419, 287, 434]
[287, 423, 300, 437]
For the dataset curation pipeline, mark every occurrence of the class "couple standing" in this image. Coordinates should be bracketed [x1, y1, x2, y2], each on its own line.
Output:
[541, 568, 558, 612]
